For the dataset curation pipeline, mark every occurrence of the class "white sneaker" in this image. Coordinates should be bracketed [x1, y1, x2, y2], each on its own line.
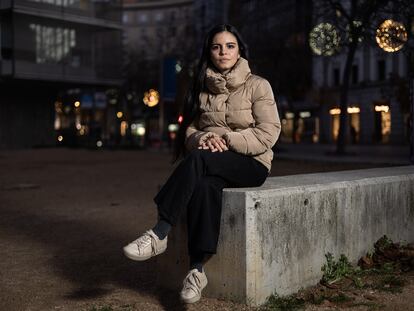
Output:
[180, 269, 208, 304]
[123, 229, 167, 261]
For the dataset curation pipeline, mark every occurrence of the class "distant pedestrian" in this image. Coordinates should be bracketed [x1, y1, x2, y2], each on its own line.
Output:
[123, 24, 281, 304]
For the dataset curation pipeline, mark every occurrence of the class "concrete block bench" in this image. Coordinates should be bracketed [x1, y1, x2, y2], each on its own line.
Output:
[157, 166, 414, 306]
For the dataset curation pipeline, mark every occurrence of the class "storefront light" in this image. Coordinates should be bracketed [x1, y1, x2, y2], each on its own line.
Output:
[329, 107, 360, 115]
[347, 107, 360, 114]
[137, 126, 146, 136]
[375, 105, 390, 112]
[120, 121, 128, 136]
[54, 118, 61, 130]
[168, 124, 179, 132]
[131, 123, 146, 136]
[285, 112, 295, 119]
[329, 108, 341, 115]
[299, 111, 311, 118]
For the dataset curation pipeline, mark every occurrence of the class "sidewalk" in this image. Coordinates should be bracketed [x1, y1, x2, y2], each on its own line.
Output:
[274, 143, 411, 166]
[0, 149, 413, 311]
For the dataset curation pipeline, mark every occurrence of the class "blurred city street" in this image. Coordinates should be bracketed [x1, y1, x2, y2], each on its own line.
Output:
[0, 148, 412, 311]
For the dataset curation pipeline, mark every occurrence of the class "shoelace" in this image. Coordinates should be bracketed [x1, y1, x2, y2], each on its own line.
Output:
[134, 233, 152, 255]
[183, 271, 202, 296]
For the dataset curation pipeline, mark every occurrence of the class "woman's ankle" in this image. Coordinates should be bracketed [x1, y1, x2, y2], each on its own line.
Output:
[152, 219, 171, 240]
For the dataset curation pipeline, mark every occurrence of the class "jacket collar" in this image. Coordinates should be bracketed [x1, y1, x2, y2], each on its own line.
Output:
[205, 57, 251, 94]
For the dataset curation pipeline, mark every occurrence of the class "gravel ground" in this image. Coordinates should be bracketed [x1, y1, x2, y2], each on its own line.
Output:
[0, 148, 412, 311]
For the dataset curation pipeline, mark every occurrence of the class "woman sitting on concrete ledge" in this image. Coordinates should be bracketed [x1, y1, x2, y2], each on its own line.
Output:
[123, 23, 281, 304]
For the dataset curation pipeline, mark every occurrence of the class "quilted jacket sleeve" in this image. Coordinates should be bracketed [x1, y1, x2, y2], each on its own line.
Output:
[185, 117, 220, 151]
[223, 79, 281, 156]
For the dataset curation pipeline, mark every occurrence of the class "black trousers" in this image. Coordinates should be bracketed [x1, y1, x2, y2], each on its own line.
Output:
[154, 149, 268, 255]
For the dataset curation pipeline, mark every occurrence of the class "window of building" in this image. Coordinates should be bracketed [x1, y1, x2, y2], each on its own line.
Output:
[122, 12, 129, 24]
[247, 0, 255, 12]
[333, 68, 340, 86]
[155, 12, 164, 22]
[29, 24, 76, 65]
[1, 16, 13, 60]
[351, 64, 359, 84]
[28, 0, 78, 7]
[138, 13, 148, 24]
[170, 11, 176, 22]
[377, 59, 386, 81]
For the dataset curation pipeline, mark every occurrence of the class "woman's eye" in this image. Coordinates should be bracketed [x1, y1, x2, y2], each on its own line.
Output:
[227, 44, 235, 49]
[211, 46, 219, 51]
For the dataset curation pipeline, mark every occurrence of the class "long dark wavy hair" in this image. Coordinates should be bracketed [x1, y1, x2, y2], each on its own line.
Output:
[173, 24, 249, 161]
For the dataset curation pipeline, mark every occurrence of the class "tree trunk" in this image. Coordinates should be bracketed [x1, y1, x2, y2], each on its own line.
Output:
[336, 41, 358, 154]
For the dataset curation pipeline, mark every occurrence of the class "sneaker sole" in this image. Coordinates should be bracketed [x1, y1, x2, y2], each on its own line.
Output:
[180, 281, 207, 304]
[123, 248, 152, 261]
[181, 294, 202, 304]
[122, 246, 167, 261]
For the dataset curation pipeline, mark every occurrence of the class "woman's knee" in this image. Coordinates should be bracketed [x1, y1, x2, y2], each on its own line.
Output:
[185, 149, 209, 164]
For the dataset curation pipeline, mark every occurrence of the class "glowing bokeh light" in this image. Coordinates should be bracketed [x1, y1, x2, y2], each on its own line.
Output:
[309, 23, 340, 56]
[375, 105, 390, 112]
[143, 89, 160, 107]
[376, 19, 407, 52]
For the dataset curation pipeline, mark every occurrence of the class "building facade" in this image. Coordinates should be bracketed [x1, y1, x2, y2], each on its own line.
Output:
[0, 0, 123, 148]
[311, 2, 410, 145]
[122, 0, 194, 145]
[123, 0, 194, 86]
[228, 0, 314, 143]
[192, 0, 229, 49]
[313, 44, 409, 145]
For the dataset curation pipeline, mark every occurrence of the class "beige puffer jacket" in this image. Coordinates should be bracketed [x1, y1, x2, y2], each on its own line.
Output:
[185, 57, 281, 171]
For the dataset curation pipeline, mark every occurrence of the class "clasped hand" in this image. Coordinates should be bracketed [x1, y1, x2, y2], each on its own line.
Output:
[198, 136, 228, 152]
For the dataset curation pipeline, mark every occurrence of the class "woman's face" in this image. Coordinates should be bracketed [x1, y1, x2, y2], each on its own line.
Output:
[210, 31, 240, 73]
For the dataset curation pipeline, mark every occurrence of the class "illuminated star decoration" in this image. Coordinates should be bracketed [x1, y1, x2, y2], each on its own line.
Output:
[309, 23, 340, 56]
[376, 19, 408, 52]
[143, 89, 160, 107]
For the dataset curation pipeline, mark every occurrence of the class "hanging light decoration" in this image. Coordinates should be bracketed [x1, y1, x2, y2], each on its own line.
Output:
[376, 19, 408, 52]
[143, 89, 160, 107]
[309, 23, 340, 56]
[347, 20, 364, 43]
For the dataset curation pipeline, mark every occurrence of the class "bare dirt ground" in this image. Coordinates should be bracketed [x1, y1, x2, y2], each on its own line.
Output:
[0, 148, 412, 311]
